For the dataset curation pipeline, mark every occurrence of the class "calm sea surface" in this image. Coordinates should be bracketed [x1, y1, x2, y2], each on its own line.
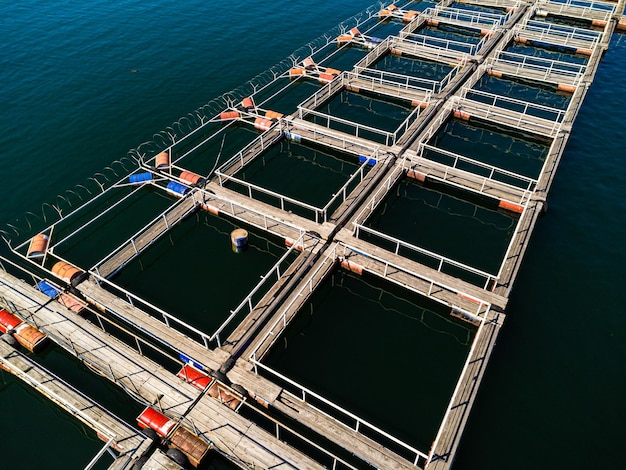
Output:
[1, 1, 625, 468]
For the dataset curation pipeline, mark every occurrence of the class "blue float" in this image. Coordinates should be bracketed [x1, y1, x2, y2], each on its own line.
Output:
[35, 279, 62, 298]
[358, 155, 377, 165]
[129, 172, 153, 184]
[166, 181, 190, 196]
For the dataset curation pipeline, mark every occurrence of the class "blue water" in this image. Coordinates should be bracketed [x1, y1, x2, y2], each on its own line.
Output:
[2, 0, 626, 468]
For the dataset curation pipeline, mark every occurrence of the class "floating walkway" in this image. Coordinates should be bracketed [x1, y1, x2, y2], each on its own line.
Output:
[2, 1, 624, 469]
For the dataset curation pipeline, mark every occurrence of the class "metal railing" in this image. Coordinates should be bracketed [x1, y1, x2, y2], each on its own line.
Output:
[247, 243, 339, 359]
[352, 224, 499, 290]
[215, 172, 324, 221]
[418, 143, 539, 193]
[458, 88, 567, 123]
[393, 34, 477, 60]
[216, 155, 374, 224]
[196, 187, 306, 240]
[92, 192, 198, 278]
[250, 360, 429, 467]
[539, 0, 615, 21]
[339, 243, 490, 319]
[490, 49, 586, 83]
[427, 312, 489, 464]
[298, 106, 398, 146]
[451, 96, 564, 137]
[298, 74, 345, 111]
[215, 126, 282, 177]
[428, 6, 508, 28]
[298, 80, 426, 147]
[210, 234, 303, 347]
[518, 19, 601, 48]
[284, 116, 382, 160]
[353, 65, 455, 95]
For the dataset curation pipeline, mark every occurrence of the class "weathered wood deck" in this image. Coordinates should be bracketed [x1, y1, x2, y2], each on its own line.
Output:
[3, 1, 623, 469]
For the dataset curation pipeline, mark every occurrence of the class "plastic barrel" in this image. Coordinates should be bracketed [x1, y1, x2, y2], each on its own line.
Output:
[230, 229, 248, 253]
[137, 407, 176, 437]
[177, 365, 212, 390]
[51, 261, 84, 285]
[129, 172, 153, 184]
[27, 234, 49, 259]
[166, 181, 190, 197]
[35, 279, 61, 298]
[155, 151, 170, 169]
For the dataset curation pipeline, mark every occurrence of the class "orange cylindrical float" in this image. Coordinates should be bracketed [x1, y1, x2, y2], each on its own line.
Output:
[336, 35, 353, 44]
[155, 150, 170, 169]
[289, 67, 306, 76]
[457, 292, 482, 305]
[411, 100, 428, 109]
[591, 19, 607, 28]
[27, 234, 49, 259]
[200, 203, 219, 216]
[576, 48, 593, 57]
[557, 83, 576, 94]
[253, 117, 273, 131]
[391, 48, 402, 56]
[349, 27, 361, 36]
[453, 110, 471, 121]
[0, 309, 48, 353]
[284, 237, 304, 251]
[379, 9, 391, 17]
[318, 73, 336, 83]
[265, 110, 284, 120]
[427, 19, 439, 27]
[387, 4, 398, 11]
[403, 11, 417, 22]
[179, 171, 205, 186]
[407, 169, 426, 182]
[487, 69, 503, 78]
[137, 407, 177, 437]
[514, 36, 528, 44]
[618, 19, 626, 32]
[324, 67, 341, 76]
[177, 365, 212, 390]
[219, 110, 240, 120]
[340, 259, 364, 275]
[498, 200, 524, 214]
[241, 97, 255, 110]
[168, 426, 211, 468]
[51, 261, 83, 285]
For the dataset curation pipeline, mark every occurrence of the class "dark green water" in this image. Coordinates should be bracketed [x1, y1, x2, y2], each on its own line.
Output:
[2, 1, 625, 468]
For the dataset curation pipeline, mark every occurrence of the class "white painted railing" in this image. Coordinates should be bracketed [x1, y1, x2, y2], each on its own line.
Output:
[210, 234, 304, 346]
[491, 50, 586, 83]
[458, 88, 567, 123]
[284, 118, 382, 159]
[354, 66, 449, 94]
[394, 34, 477, 59]
[250, 360, 429, 467]
[353, 223, 499, 289]
[428, 6, 506, 28]
[419, 143, 539, 192]
[339, 243, 490, 318]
